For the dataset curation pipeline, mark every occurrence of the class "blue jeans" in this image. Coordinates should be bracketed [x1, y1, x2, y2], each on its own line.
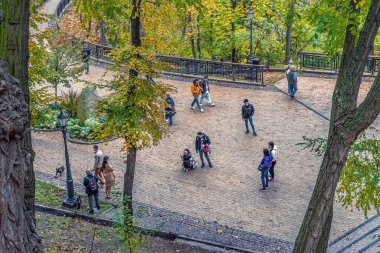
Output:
[244, 117, 255, 132]
[289, 84, 297, 97]
[165, 113, 173, 125]
[191, 96, 201, 109]
[84, 61, 89, 74]
[288, 82, 292, 93]
[261, 168, 269, 188]
[88, 191, 100, 212]
[199, 151, 212, 166]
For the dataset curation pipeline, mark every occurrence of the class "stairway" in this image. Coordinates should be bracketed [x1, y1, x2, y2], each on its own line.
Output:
[328, 214, 380, 253]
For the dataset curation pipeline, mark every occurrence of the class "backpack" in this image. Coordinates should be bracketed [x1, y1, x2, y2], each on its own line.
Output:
[88, 177, 98, 192]
[243, 105, 252, 118]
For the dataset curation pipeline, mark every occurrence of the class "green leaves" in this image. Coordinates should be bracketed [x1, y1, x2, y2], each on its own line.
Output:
[337, 133, 380, 218]
[299, 133, 380, 217]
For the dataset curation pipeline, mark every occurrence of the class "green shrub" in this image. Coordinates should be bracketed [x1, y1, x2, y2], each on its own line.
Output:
[34, 106, 59, 129]
[67, 117, 102, 140]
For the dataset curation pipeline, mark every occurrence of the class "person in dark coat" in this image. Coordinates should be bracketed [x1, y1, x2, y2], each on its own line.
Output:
[83, 169, 100, 214]
[195, 132, 213, 168]
[258, 148, 273, 192]
[199, 75, 215, 106]
[242, 98, 257, 135]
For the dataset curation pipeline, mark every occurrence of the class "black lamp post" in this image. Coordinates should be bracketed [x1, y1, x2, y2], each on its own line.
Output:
[58, 111, 77, 208]
[247, 8, 254, 64]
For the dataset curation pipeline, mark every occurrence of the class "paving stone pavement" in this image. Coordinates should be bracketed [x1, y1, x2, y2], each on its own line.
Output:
[33, 68, 370, 245]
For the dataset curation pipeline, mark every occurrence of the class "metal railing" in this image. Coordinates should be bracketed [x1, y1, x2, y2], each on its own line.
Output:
[83, 41, 265, 84]
[54, 0, 72, 17]
[299, 52, 380, 75]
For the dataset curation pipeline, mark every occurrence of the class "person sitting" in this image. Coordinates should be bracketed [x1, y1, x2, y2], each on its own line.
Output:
[181, 148, 196, 173]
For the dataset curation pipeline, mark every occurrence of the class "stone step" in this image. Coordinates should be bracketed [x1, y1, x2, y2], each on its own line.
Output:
[328, 214, 380, 253]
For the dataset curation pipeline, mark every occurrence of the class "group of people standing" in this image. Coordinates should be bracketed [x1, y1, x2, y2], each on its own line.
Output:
[258, 142, 277, 191]
[191, 75, 215, 112]
[83, 144, 116, 214]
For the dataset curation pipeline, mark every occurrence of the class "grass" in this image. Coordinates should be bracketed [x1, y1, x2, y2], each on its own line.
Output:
[35, 180, 113, 215]
[36, 212, 120, 253]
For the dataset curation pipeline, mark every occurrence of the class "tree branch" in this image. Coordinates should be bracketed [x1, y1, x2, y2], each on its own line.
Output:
[345, 72, 380, 134]
[332, 0, 380, 123]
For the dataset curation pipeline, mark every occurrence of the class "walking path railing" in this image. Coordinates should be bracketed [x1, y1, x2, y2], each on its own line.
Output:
[299, 51, 380, 75]
[83, 41, 265, 84]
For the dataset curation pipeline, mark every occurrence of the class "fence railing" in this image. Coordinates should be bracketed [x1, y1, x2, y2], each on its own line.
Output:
[83, 41, 265, 84]
[54, 0, 72, 17]
[299, 52, 380, 75]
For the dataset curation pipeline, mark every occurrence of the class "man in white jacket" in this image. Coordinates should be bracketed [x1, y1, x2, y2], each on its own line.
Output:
[268, 141, 277, 181]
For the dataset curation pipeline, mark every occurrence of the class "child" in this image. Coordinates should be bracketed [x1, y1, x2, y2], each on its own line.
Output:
[181, 149, 196, 173]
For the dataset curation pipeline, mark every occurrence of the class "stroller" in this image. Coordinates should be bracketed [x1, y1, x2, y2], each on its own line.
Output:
[181, 149, 197, 173]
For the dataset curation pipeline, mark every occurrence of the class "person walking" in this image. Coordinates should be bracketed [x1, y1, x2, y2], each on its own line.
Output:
[200, 75, 215, 106]
[288, 65, 298, 98]
[82, 47, 91, 74]
[93, 145, 105, 185]
[268, 141, 277, 181]
[286, 60, 295, 93]
[101, 156, 116, 199]
[191, 79, 204, 112]
[165, 93, 176, 126]
[195, 132, 213, 168]
[258, 148, 273, 192]
[242, 99, 257, 136]
[83, 169, 100, 214]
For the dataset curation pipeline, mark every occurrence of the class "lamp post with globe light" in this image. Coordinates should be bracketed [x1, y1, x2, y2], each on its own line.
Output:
[58, 110, 77, 208]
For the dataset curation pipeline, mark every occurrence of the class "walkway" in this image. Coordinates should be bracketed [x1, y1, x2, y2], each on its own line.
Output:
[32, 67, 370, 245]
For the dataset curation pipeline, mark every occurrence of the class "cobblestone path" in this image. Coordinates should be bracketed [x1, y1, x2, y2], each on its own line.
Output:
[33, 67, 369, 243]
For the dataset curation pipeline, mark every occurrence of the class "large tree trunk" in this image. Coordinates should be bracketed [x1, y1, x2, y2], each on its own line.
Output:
[123, 0, 142, 216]
[294, 1, 380, 252]
[0, 0, 41, 252]
[285, 0, 295, 63]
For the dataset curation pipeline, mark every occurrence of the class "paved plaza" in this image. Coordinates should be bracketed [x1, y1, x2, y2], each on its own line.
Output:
[32, 67, 379, 244]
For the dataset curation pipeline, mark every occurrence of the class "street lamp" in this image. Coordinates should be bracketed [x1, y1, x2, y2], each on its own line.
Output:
[58, 110, 77, 208]
[247, 8, 254, 64]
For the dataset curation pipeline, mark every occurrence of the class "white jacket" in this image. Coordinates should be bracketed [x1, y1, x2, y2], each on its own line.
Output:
[271, 145, 277, 161]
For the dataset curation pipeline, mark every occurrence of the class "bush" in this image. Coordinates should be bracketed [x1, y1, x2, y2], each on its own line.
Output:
[67, 117, 102, 140]
[34, 106, 59, 129]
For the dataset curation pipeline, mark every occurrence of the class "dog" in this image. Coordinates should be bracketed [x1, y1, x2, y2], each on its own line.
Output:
[76, 195, 82, 209]
[55, 166, 65, 178]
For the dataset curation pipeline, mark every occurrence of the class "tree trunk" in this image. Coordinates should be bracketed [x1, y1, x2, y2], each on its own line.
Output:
[231, 0, 237, 62]
[285, 0, 295, 63]
[0, 0, 41, 252]
[187, 13, 197, 59]
[294, 1, 380, 252]
[123, 147, 137, 214]
[196, 14, 201, 59]
[98, 20, 107, 46]
[123, 0, 142, 215]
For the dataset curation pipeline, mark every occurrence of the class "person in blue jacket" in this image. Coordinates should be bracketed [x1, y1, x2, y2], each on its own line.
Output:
[258, 148, 273, 192]
[287, 65, 298, 98]
[165, 93, 175, 125]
